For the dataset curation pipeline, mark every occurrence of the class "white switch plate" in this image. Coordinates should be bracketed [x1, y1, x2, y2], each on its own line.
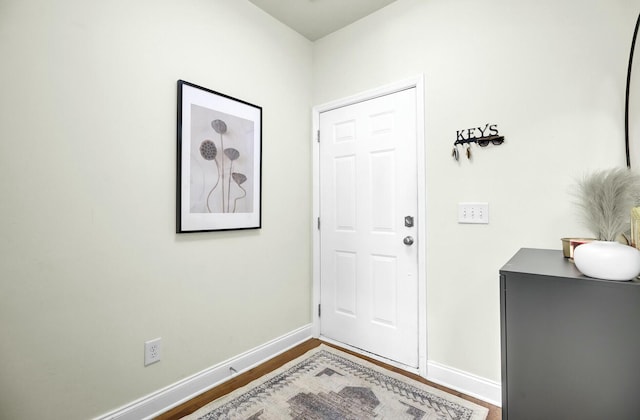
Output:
[458, 202, 489, 224]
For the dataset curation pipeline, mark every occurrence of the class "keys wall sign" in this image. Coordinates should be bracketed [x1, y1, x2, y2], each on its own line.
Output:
[452, 123, 505, 161]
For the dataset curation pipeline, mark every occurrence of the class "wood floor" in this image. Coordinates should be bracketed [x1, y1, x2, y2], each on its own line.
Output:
[155, 338, 501, 420]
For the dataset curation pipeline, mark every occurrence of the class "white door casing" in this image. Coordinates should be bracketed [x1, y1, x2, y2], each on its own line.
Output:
[312, 77, 426, 373]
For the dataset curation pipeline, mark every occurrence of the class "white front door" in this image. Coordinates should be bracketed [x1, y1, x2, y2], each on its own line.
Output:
[319, 87, 419, 368]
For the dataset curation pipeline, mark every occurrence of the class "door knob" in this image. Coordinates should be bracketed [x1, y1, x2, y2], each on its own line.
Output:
[403, 236, 414, 246]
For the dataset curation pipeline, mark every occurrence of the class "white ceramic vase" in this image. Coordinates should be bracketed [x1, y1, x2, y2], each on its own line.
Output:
[573, 240, 640, 281]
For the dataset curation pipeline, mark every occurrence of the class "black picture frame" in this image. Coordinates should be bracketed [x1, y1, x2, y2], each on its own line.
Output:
[177, 80, 262, 233]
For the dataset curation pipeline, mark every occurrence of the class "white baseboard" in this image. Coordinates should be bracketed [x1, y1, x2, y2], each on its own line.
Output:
[427, 360, 502, 407]
[95, 324, 314, 420]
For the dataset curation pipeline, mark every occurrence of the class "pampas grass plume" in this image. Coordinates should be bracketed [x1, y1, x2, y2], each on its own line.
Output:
[574, 168, 640, 241]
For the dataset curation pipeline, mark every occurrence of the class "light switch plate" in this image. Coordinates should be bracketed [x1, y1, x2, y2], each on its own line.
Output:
[458, 202, 489, 224]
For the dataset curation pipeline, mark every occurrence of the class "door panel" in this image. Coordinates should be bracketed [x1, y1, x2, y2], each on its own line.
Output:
[371, 255, 397, 326]
[335, 251, 357, 316]
[319, 88, 418, 367]
[335, 157, 356, 230]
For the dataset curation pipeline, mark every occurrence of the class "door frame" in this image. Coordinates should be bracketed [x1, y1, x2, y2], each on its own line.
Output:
[311, 75, 427, 377]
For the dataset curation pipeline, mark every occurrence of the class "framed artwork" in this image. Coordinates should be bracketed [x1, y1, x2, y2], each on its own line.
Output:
[177, 80, 262, 232]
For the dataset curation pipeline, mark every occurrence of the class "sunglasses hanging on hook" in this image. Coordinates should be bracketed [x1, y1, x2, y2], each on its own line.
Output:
[476, 135, 505, 147]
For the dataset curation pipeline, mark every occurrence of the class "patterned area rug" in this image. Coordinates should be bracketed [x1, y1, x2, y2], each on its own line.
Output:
[183, 345, 488, 420]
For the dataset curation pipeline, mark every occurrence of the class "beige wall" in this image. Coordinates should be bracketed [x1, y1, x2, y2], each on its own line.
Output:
[313, 0, 636, 382]
[0, 1, 313, 418]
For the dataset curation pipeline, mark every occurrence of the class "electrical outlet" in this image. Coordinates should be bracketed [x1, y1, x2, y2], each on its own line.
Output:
[144, 338, 162, 366]
[458, 202, 489, 224]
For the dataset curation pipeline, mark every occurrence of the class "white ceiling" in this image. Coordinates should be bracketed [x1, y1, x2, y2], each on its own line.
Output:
[249, 0, 397, 41]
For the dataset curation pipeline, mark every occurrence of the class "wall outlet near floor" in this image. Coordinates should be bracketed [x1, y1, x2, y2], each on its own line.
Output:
[144, 338, 162, 366]
[458, 202, 489, 224]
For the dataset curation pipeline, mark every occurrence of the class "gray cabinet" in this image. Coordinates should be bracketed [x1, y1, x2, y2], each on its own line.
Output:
[500, 248, 640, 420]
